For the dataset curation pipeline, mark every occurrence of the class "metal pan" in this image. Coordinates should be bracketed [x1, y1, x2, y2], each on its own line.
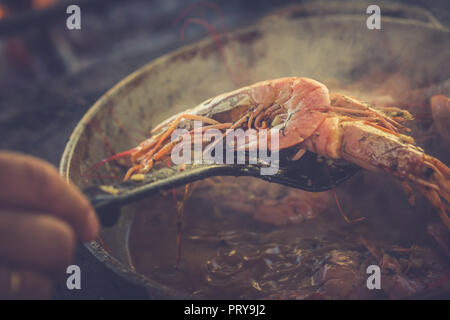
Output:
[60, 1, 449, 299]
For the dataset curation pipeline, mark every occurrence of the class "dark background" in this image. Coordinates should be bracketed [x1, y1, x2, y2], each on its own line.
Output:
[0, 0, 448, 299]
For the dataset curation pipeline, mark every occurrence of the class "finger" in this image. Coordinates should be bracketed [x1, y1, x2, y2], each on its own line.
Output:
[0, 210, 75, 272]
[0, 265, 52, 299]
[0, 151, 99, 242]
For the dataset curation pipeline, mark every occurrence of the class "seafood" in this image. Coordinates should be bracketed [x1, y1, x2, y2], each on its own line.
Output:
[107, 77, 450, 229]
[431, 95, 450, 144]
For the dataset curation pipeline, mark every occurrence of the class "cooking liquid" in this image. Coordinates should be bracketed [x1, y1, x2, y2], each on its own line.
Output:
[128, 173, 449, 299]
[117, 79, 450, 299]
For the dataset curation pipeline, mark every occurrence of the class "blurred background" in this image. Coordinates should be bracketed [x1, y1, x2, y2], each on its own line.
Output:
[0, 0, 448, 299]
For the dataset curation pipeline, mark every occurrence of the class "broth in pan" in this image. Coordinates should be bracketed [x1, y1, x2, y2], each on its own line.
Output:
[129, 173, 450, 299]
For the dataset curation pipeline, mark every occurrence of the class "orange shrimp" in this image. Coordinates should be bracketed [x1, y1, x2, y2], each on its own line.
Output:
[112, 77, 449, 229]
[431, 95, 450, 144]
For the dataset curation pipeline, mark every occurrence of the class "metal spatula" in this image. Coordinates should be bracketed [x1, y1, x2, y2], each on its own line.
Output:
[83, 149, 360, 226]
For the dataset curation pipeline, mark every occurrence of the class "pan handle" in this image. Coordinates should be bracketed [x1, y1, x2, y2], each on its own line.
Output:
[267, 1, 445, 30]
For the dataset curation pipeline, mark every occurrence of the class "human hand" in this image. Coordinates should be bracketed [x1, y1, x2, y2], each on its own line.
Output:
[0, 152, 99, 299]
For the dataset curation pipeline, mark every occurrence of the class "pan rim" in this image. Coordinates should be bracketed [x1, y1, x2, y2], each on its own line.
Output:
[59, 15, 449, 298]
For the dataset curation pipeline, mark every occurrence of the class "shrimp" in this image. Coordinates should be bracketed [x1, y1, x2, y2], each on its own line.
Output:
[119, 77, 450, 229]
[431, 95, 450, 144]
